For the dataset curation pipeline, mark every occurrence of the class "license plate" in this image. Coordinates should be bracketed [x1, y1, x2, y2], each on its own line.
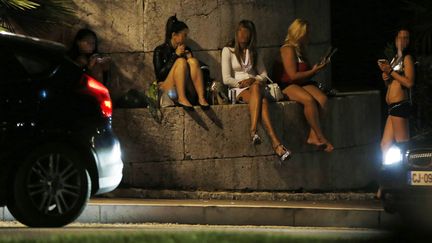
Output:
[409, 171, 432, 186]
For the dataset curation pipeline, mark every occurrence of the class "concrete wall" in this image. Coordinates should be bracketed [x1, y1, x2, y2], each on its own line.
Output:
[114, 91, 382, 191]
[46, 0, 331, 101]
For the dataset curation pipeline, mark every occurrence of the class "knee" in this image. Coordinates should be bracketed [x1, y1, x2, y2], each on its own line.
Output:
[187, 57, 200, 67]
[301, 95, 315, 106]
[318, 95, 328, 107]
[250, 82, 261, 94]
[174, 58, 188, 69]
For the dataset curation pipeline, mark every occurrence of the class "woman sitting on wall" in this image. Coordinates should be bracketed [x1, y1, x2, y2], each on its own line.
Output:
[221, 19, 291, 162]
[278, 18, 334, 152]
[68, 28, 111, 85]
[153, 15, 209, 110]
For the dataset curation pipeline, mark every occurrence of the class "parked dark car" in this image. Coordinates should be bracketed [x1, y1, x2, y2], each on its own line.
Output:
[0, 32, 123, 227]
[380, 131, 432, 225]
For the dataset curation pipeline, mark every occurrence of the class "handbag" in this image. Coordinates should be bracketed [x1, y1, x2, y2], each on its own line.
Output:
[264, 75, 284, 102]
[210, 80, 229, 105]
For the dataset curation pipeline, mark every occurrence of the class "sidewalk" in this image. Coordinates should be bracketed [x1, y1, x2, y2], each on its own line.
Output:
[1, 197, 402, 229]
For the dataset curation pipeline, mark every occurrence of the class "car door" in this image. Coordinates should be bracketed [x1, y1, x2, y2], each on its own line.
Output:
[0, 48, 37, 149]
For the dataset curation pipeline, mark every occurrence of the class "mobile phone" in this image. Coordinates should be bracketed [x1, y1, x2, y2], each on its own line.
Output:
[320, 47, 337, 65]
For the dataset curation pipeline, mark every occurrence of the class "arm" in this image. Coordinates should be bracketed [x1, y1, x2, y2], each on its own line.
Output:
[153, 45, 180, 81]
[221, 47, 239, 88]
[280, 46, 323, 84]
[390, 55, 415, 88]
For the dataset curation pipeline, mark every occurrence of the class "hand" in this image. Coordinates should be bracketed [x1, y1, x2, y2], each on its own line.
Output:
[378, 62, 392, 74]
[184, 50, 192, 59]
[312, 62, 327, 74]
[382, 72, 390, 81]
[175, 44, 186, 56]
[88, 54, 100, 69]
[238, 78, 255, 88]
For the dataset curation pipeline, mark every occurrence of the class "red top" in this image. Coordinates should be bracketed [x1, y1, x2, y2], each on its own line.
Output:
[273, 58, 310, 85]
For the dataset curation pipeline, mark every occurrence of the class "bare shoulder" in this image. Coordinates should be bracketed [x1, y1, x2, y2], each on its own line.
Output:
[403, 54, 415, 66]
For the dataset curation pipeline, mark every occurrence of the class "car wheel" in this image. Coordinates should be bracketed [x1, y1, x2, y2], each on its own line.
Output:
[7, 145, 91, 227]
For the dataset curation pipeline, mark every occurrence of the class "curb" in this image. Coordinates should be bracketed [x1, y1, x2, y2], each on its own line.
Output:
[1, 199, 402, 229]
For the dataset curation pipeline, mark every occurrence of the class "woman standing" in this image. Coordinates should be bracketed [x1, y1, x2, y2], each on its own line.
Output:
[279, 18, 333, 152]
[378, 28, 414, 156]
[68, 28, 111, 85]
[153, 15, 209, 110]
[222, 20, 291, 162]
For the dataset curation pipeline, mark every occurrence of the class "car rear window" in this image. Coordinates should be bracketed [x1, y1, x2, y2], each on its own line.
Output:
[15, 53, 55, 77]
[0, 49, 59, 84]
[15, 51, 59, 78]
[0, 50, 29, 82]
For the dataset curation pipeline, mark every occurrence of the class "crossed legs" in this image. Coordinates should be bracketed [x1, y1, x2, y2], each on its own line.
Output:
[238, 82, 289, 157]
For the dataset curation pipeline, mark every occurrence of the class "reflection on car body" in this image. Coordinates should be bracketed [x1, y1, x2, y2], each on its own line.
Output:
[0, 32, 123, 227]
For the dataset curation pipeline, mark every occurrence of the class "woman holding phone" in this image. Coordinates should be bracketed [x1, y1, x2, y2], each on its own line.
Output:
[153, 15, 210, 110]
[378, 28, 415, 157]
[278, 18, 333, 152]
[68, 28, 111, 85]
[377, 27, 415, 198]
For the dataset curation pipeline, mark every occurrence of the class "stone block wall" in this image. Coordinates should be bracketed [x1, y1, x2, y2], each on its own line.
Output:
[41, 0, 331, 101]
[114, 91, 381, 191]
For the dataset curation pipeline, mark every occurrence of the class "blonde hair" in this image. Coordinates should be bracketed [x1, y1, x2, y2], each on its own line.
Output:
[283, 18, 309, 57]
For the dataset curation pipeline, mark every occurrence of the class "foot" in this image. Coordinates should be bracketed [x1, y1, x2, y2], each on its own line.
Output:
[251, 131, 261, 145]
[198, 98, 209, 106]
[323, 142, 334, 152]
[177, 100, 194, 111]
[273, 144, 292, 162]
[177, 99, 193, 107]
[307, 138, 327, 150]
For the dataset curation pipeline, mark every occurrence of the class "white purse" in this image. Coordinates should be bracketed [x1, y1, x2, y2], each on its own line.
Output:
[264, 75, 284, 102]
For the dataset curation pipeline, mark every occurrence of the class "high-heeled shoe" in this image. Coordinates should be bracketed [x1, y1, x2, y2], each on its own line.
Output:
[251, 133, 261, 145]
[273, 144, 292, 162]
[177, 101, 194, 111]
[199, 103, 210, 110]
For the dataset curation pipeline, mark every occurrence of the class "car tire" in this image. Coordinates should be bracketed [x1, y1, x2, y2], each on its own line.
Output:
[7, 145, 91, 227]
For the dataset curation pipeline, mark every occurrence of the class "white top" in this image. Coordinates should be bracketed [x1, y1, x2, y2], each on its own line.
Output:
[221, 47, 267, 96]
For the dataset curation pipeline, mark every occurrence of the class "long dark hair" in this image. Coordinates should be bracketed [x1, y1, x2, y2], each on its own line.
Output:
[396, 26, 413, 57]
[68, 28, 98, 59]
[165, 15, 188, 43]
[226, 20, 258, 71]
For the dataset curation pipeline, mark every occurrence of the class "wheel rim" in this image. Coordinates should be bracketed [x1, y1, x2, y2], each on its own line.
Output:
[26, 153, 82, 216]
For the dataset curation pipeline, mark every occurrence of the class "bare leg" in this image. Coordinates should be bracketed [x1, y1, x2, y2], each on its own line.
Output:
[380, 116, 394, 153]
[282, 84, 333, 152]
[187, 57, 209, 106]
[238, 83, 290, 157]
[160, 58, 192, 107]
[261, 96, 283, 148]
[238, 82, 262, 136]
[303, 85, 332, 151]
[377, 116, 395, 199]
[390, 116, 410, 143]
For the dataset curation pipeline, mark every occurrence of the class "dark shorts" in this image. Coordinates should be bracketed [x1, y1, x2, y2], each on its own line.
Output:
[278, 80, 318, 90]
[388, 100, 411, 118]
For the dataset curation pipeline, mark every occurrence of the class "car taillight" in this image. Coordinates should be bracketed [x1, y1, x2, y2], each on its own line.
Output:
[83, 74, 112, 117]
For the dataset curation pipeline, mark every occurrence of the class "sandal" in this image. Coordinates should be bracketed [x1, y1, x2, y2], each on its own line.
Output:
[251, 133, 262, 145]
[273, 144, 292, 162]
